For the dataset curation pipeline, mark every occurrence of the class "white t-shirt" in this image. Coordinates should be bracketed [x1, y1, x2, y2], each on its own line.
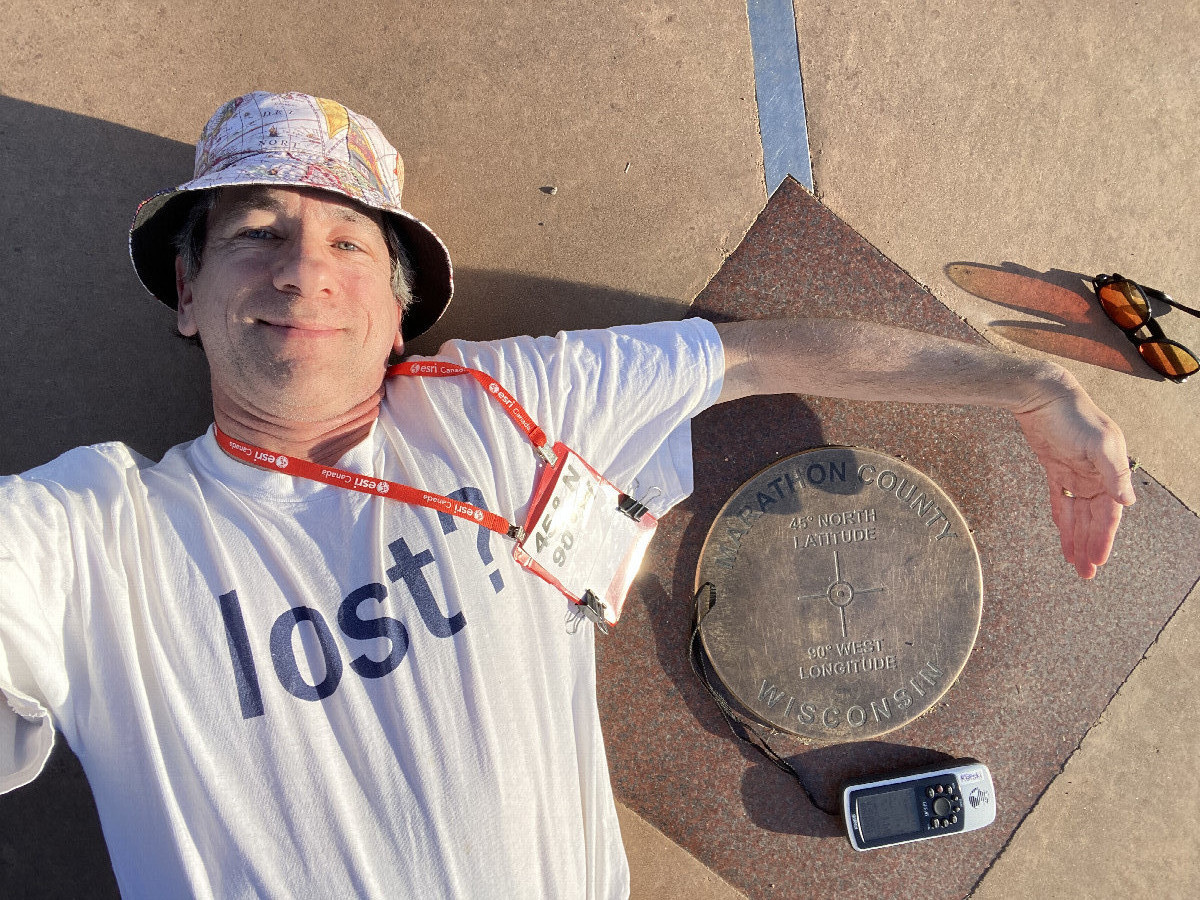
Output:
[0, 320, 724, 899]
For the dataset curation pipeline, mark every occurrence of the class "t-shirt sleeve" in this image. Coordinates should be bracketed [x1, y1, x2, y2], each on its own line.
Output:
[0, 445, 133, 792]
[434, 318, 725, 516]
[0, 552, 58, 793]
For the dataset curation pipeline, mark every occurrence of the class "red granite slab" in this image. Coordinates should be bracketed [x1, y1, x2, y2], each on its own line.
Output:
[596, 178, 1200, 900]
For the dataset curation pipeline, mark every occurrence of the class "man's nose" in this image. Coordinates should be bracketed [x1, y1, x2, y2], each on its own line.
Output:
[272, 232, 334, 296]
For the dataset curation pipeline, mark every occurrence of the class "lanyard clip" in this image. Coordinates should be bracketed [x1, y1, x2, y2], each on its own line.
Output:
[507, 523, 527, 542]
[578, 590, 611, 635]
[536, 443, 559, 467]
[617, 493, 649, 522]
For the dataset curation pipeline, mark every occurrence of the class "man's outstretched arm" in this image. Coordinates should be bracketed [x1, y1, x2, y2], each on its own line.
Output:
[714, 318, 1136, 579]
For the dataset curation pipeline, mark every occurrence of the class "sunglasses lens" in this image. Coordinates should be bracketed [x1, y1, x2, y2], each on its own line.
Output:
[1139, 341, 1199, 380]
[1098, 280, 1150, 330]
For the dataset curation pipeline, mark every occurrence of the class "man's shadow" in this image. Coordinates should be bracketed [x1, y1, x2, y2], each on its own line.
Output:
[0, 96, 688, 897]
[0, 95, 210, 475]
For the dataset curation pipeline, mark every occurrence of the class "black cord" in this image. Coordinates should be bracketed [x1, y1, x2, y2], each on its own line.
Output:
[689, 582, 840, 818]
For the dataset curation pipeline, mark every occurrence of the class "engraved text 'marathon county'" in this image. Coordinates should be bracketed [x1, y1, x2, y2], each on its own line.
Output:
[711, 460, 958, 570]
[756, 660, 944, 731]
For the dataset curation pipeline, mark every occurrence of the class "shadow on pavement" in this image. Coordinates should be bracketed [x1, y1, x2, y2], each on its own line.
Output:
[944, 260, 1170, 381]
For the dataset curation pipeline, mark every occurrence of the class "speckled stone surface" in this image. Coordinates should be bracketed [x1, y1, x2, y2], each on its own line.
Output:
[595, 179, 1200, 900]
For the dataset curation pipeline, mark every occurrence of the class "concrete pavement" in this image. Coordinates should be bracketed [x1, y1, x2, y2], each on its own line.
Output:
[0, 2, 1195, 897]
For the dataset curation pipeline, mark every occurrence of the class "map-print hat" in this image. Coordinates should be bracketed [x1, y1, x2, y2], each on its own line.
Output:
[129, 91, 453, 341]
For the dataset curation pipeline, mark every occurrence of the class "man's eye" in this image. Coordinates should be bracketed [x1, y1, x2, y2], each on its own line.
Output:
[240, 228, 276, 240]
[334, 240, 361, 251]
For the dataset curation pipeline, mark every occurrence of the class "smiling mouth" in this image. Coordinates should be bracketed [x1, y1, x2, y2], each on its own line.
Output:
[257, 320, 342, 337]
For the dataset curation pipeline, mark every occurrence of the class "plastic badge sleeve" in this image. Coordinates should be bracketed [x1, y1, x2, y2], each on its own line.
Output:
[513, 442, 657, 632]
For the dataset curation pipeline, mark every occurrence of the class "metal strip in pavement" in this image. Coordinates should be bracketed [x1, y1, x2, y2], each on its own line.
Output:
[747, 0, 814, 194]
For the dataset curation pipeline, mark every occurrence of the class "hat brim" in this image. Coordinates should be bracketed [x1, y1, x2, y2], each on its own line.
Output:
[129, 177, 453, 342]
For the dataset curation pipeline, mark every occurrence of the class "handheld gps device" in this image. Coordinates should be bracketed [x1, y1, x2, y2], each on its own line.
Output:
[842, 761, 996, 851]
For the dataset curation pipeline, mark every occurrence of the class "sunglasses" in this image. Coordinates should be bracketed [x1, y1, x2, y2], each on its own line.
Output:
[1091, 274, 1200, 383]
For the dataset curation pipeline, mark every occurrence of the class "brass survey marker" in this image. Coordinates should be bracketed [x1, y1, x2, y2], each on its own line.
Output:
[695, 447, 983, 744]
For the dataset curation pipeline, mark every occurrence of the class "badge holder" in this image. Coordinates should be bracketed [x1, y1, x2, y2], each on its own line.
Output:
[513, 443, 657, 633]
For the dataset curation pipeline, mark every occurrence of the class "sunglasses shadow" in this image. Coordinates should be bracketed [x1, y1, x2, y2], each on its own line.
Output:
[944, 261, 1159, 381]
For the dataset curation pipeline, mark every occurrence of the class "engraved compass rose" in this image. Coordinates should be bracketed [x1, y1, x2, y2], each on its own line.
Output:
[798, 550, 885, 639]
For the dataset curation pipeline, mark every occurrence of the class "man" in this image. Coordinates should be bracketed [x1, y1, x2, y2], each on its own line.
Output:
[0, 92, 1132, 897]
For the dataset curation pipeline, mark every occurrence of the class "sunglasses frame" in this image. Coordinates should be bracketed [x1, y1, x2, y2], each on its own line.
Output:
[1091, 273, 1200, 383]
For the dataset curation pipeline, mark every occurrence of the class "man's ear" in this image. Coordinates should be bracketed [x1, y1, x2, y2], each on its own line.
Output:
[392, 329, 405, 356]
[176, 256, 198, 336]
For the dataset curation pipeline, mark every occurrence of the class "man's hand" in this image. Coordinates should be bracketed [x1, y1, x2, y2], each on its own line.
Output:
[714, 318, 1135, 578]
[1012, 371, 1136, 579]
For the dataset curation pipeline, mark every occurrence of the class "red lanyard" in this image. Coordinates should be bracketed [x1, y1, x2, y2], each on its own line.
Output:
[213, 362, 557, 540]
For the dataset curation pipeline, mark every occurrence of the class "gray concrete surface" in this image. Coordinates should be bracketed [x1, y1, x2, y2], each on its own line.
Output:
[0, 1, 1196, 897]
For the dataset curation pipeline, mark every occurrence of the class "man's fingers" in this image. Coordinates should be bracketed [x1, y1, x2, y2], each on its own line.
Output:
[1106, 461, 1138, 507]
[1072, 494, 1094, 578]
[1051, 483, 1076, 567]
[1057, 493, 1122, 579]
[1022, 388, 1130, 578]
[1084, 497, 1124, 570]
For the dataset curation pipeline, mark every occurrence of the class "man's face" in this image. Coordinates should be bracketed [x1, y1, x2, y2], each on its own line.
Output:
[176, 185, 403, 425]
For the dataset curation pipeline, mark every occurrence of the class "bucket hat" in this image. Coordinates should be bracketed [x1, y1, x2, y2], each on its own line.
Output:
[129, 91, 453, 341]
